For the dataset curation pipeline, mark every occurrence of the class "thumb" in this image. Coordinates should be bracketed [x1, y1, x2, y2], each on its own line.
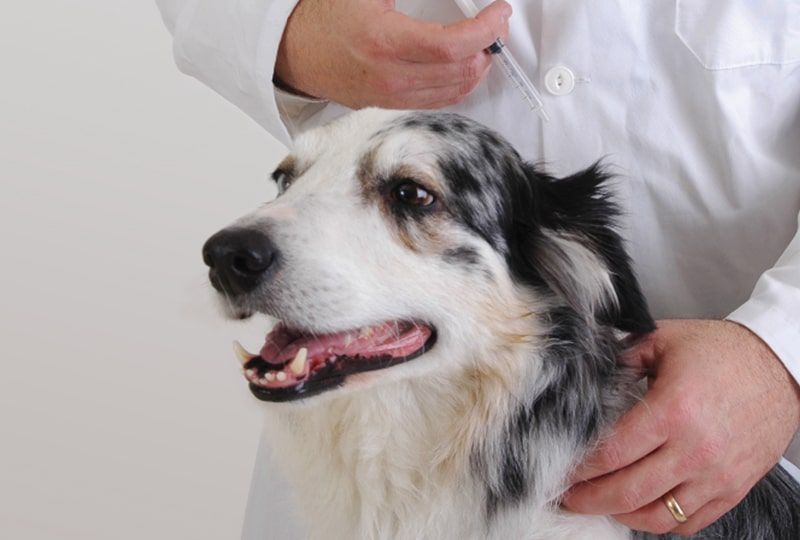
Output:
[477, 0, 513, 42]
[386, 1, 512, 63]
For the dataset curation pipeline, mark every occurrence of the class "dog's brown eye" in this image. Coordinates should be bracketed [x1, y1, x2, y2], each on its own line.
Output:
[393, 182, 435, 207]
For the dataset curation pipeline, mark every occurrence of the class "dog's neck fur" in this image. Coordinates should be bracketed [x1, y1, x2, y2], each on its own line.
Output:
[263, 307, 635, 539]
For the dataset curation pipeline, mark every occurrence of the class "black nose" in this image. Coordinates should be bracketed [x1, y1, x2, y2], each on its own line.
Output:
[202, 228, 278, 295]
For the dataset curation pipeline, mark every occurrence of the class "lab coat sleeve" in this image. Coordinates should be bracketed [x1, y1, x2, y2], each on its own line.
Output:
[154, 0, 327, 146]
[727, 212, 800, 391]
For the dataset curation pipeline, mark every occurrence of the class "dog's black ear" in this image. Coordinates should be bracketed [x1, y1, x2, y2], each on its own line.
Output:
[505, 163, 655, 335]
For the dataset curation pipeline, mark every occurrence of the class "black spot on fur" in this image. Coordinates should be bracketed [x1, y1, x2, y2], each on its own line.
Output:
[437, 156, 485, 195]
[443, 246, 482, 267]
[479, 139, 498, 167]
[428, 121, 448, 134]
[435, 156, 512, 252]
[489, 415, 547, 509]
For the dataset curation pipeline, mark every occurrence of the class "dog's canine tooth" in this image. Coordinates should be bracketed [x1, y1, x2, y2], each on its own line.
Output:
[233, 340, 255, 366]
[276, 371, 287, 382]
[266, 372, 277, 382]
[290, 348, 308, 376]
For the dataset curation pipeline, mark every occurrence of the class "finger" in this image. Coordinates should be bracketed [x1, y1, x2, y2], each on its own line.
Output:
[398, 53, 493, 91]
[564, 447, 684, 515]
[383, 79, 479, 109]
[670, 497, 740, 536]
[381, 63, 491, 109]
[612, 483, 710, 535]
[571, 391, 670, 482]
[416, 94, 475, 110]
[371, 52, 491, 96]
[388, 1, 512, 63]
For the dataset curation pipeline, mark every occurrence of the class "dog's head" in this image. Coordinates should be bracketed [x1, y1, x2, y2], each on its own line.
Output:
[203, 109, 653, 403]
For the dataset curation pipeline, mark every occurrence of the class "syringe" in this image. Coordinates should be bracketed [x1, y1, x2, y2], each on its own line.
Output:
[453, 0, 549, 122]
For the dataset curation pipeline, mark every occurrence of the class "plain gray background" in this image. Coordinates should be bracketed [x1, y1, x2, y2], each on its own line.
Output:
[1, 2, 285, 538]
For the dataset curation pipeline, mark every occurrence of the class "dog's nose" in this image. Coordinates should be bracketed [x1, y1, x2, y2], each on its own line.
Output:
[202, 228, 278, 295]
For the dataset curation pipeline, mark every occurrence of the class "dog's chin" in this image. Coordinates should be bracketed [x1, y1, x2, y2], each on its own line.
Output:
[234, 320, 437, 403]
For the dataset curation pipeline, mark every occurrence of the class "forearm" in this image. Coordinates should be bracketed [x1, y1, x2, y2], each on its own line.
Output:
[728, 211, 800, 407]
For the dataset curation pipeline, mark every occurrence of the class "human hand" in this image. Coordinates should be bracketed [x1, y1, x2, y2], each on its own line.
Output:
[563, 319, 800, 536]
[275, 0, 511, 109]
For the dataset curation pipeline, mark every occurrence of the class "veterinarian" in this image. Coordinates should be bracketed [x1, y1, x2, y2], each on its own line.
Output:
[156, 0, 800, 537]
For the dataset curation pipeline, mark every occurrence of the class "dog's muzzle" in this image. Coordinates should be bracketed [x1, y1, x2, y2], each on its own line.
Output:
[202, 226, 438, 402]
[202, 228, 278, 296]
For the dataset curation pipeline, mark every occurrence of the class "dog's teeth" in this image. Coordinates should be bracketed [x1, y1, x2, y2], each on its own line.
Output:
[344, 335, 354, 347]
[276, 371, 287, 382]
[290, 348, 308, 376]
[233, 340, 256, 366]
[266, 372, 276, 382]
[359, 327, 374, 338]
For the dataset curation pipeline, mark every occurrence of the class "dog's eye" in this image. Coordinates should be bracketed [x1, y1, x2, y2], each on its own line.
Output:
[392, 181, 435, 207]
[273, 170, 293, 194]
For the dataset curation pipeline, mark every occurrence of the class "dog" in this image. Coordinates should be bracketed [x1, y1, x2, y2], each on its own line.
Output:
[202, 109, 800, 539]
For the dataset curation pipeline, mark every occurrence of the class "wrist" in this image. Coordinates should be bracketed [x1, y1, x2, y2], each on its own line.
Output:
[274, 0, 319, 100]
[273, 73, 319, 100]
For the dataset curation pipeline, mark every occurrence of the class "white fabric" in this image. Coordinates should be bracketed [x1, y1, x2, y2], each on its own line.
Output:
[154, 1, 800, 537]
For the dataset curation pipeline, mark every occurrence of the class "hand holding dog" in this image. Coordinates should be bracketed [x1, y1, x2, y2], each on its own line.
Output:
[563, 319, 800, 535]
[275, 0, 511, 109]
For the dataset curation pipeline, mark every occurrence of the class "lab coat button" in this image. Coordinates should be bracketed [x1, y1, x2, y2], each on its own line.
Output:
[544, 66, 576, 96]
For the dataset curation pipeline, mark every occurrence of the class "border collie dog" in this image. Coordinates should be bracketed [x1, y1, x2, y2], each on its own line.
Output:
[202, 109, 799, 539]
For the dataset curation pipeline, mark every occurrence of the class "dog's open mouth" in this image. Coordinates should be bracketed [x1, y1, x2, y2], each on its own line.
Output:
[234, 321, 437, 402]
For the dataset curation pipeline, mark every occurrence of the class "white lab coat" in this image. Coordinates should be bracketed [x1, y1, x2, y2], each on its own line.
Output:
[155, 1, 800, 537]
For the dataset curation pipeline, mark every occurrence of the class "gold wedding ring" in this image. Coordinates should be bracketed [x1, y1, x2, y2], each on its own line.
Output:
[662, 492, 688, 524]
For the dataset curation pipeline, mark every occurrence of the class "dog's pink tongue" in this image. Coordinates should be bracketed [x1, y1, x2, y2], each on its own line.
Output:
[259, 322, 429, 364]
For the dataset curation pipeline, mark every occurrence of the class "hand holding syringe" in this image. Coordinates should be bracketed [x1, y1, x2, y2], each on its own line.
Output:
[272, 0, 515, 111]
[453, 0, 549, 122]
